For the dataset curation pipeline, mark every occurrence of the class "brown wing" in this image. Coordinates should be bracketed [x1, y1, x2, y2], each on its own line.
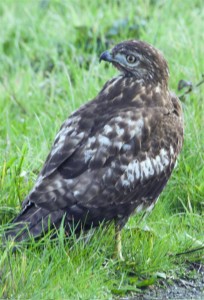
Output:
[24, 102, 182, 226]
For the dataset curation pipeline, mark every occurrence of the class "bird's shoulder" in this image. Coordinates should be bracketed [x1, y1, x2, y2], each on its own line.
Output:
[25, 78, 183, 209]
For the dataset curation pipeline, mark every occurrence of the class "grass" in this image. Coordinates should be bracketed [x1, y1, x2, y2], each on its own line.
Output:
[0, 0, 204, 298]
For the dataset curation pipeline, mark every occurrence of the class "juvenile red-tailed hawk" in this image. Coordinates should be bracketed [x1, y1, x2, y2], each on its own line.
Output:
[6, 40, 184, 258]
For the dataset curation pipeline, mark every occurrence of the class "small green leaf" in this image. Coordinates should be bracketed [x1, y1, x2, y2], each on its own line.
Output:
[136, 277, 156, 288]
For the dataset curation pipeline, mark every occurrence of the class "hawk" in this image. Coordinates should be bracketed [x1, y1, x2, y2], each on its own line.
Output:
[5, 40, 184, 259]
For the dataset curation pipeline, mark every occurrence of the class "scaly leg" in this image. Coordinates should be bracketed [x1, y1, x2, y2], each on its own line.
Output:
[115, 224, 124, 261]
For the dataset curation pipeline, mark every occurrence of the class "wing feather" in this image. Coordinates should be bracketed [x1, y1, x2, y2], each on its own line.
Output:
[25, 106, 178, 224]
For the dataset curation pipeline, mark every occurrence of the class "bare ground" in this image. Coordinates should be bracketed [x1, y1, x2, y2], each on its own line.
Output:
[121, 263, 204, 300]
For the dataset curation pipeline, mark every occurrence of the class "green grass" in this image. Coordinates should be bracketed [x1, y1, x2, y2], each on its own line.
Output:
[0, 0, 204, 298]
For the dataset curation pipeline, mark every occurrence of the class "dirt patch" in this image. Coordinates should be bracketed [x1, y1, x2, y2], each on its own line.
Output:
[122, 263, 204, 300]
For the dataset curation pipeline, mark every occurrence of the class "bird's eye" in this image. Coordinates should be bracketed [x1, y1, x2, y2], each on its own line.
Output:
[126, 55, 137, 64]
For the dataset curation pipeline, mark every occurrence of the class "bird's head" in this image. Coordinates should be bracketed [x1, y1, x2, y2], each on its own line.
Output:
[100, 40, 169, 85]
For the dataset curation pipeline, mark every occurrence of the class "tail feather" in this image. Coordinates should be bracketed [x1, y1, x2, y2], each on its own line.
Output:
[5, 203, 65, 242]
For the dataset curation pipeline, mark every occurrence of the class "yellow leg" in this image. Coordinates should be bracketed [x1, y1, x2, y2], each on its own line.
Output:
[115, 224, 124, 261]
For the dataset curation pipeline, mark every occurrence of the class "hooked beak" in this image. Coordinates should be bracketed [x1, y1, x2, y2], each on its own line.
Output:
[99, 50, 113, 63]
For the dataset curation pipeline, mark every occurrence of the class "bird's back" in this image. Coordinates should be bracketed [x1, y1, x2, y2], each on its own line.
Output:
[5, 40, 184, 242]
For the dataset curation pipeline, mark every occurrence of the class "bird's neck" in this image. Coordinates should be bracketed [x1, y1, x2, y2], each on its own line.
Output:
[99, 76, 170, 108]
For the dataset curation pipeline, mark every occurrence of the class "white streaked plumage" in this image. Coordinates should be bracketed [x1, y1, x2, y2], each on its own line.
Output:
[6, 40, 183, 261]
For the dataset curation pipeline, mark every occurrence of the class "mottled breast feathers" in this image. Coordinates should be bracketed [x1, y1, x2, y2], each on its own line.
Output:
[18, 40, 183, 236]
